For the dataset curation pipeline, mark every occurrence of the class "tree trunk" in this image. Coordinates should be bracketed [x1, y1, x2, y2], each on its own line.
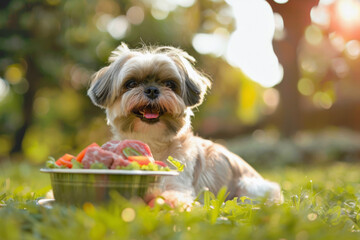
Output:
[267, 0, 319, 137]
[10, 58, 37, 154]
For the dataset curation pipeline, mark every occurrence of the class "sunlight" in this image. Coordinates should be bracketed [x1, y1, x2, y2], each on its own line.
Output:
[335, 0, 360, 26]
[192, 33, 228, 57]
[225, 0, 283, 88]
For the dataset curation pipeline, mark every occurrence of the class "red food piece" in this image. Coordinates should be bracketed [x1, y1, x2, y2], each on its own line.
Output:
[154, 161, 167, 167]
[82, 146, 120, 169]
[76, 143, 99, 162]
[102, 140, 154, 162]
[128, 156, 151, 166]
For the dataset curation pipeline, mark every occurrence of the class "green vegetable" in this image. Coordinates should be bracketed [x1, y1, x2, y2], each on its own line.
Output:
[122, 147, 141, 158]
[115, 162, 170, 171]
[166, 156, 184, 172]
[90, 162, 108, 169]
[71, 159, 84, 169]
[122, 162, 141, 170]
[46, 157, 65, 169]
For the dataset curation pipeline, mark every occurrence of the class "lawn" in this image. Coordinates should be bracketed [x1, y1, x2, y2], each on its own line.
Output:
[1, 161, 360, 240]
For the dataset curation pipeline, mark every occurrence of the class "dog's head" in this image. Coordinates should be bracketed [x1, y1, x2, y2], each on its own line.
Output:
[88, 43, 211, 139]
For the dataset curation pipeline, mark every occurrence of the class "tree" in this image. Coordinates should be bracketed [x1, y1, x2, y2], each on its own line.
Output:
[268, 0, 320, 137]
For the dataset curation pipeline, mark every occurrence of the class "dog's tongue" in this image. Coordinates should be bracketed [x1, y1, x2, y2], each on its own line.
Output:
[143, 112, 159, 119]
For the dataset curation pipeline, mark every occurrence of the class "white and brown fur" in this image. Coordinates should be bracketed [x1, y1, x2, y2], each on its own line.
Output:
[88, 43, 282, 206]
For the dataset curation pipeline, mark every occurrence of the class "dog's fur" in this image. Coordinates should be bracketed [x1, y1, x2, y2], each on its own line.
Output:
[88, 43, 282, 205]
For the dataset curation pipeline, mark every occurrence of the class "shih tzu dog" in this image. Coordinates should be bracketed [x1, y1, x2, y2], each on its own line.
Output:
[88, 43, 282, 206]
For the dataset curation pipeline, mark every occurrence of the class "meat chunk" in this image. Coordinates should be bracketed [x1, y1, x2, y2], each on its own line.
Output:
[111, 157, 130, 169]
[101, 140, 121, 153]
[82, 146, 118, 169]
[82, 139, 154, 169]
[101, 139, 154, 160]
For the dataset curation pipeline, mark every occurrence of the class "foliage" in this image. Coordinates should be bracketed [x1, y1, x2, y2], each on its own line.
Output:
[226, 128, 360, 167]
[1, 161, 360, 239]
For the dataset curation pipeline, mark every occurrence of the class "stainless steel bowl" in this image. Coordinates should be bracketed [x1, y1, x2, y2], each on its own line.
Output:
[40, 168, 178, 206]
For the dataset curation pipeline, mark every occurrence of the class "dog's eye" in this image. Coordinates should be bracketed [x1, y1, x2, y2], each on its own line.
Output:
[125, 80, 138, 89]
[164, 80, 177, 90]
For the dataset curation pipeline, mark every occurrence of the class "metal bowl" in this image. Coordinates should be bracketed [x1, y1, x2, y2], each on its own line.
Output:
[40, 168, 178, 206]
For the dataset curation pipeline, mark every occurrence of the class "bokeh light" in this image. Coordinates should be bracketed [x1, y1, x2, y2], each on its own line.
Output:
[310, 5, 331, 28]
[344, 40, 360, 59]
[305, 25, 323, 46]
[313, 91, 333, 109]
[329, 32, 345, 52]
[263, 88, 280, 114]
[96, 14, 113, 32]
[33, 97, 50, 117]
[331, 57, 349, 78]
[151, 8, 169, 20]
[126, 6, 145, 25]
[13, 79, 29, 95]
[107, 16, 129, 39]
[5, 64, 24, 84]
[273, 0, 289, 4]
[121, 208, 136, 222]
[297, 78, 315, 96]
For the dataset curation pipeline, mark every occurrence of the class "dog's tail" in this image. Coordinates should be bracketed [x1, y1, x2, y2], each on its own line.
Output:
[236, 177, 283, 204]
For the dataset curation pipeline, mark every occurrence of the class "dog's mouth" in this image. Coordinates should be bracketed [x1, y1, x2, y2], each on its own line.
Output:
[132, 106, 165, 124]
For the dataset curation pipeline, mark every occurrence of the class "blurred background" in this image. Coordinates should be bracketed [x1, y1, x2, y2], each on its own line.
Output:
[1, 0, 360, 166]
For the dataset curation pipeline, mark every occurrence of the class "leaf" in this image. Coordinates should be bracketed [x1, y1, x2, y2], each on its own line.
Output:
[71, 159, 83, 169]
[166, 156, 185, 172]
[45, 157, 62, 169]
[216, 186, 229, 204]
[0, 192, 6, 201]
[122, 147, 142, 158]
[90, 162, 108, 169]
[203, 189, 214, 210]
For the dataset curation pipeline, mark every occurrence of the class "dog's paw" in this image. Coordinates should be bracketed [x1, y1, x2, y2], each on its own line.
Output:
[161, 190, 194, 210]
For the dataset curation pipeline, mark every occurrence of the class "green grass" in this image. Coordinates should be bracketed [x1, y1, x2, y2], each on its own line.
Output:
[1, 161, 360, 240]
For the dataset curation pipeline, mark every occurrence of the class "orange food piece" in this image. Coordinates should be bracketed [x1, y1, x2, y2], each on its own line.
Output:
[62, 153, 75, 161]
[128, 156, 151, 166]
[55, 154, 75, 168]
[76, 143, 99, 162]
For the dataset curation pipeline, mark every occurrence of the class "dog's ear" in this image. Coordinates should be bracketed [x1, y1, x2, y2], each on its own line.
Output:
[158, 47, 212, 108]
[87, 66, 112, 108]
[88, 43, 132, 108]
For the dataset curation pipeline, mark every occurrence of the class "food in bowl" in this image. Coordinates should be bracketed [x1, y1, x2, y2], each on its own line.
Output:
[46, 139, 184, 171]
[42, 139, 182, 206]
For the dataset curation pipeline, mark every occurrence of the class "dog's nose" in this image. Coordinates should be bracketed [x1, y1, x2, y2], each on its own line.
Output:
[144, 86, 160, 99]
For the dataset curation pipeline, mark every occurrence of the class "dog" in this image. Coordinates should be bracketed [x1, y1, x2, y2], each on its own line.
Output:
[87, 43, 282, 206]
